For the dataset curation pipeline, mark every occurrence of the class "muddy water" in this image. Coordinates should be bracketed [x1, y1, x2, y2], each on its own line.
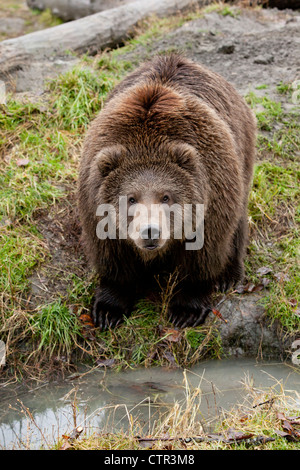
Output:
[0, 358, 299, 449]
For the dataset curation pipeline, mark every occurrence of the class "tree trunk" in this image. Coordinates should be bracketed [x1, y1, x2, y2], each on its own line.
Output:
[27, 0, 136, 22]
[0, 0, 211, 77]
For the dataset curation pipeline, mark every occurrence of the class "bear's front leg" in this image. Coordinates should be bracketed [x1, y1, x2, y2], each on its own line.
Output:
[92, 281, 135, 330]
[168, 282, 212, 328]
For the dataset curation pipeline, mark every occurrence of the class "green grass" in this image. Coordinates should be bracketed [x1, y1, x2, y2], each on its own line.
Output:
[0, 226, 46, 295]
[28, 299, 82, 358]
[0, 68, 111, 373]
[49, 67, 114, 130]
[93, 300, 222, 370]
[246, 90, 300, 334]
[246, 92, 284, 131]
[219, 5, 240, 17]
[32, 8, 63, 28]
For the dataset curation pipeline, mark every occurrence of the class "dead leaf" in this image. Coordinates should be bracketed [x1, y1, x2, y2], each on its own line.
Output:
[277, 412, 300, 441]
[245, 283, 256, 292]
[79, 312, 95, 340]
[235, 282, 265, 294]
[163, 443, 174, 450]
[163, 351, 176, 365]
[227, 429, 254, 441]
[96, 358, 115, 368]
[274, 272, 290, 283]
[160, 327, 182, 342]
[235, 284, 246, 294]
[138, 439, 154, 449]
[261, 277, 270, 287]
[59, 440, 73, 450]
[275, 430, 299, 442]
[79, 313, 94, 328]
[252, 283, 265, 292]
[256, 266, 273, 275]
[286, 415, 300, 422]
[59, 427, 83, 450]
[212, 308, 227, 324]
[239, 414, 249, 422]
[16, 158, 29, 167]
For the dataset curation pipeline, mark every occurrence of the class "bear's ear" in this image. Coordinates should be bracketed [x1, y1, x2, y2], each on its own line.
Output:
[96, 145, 125, 177]
[169, 142, 198, 174]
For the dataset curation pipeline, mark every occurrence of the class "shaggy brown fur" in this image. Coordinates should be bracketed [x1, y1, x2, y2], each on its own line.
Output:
[78, 54, 256, 329]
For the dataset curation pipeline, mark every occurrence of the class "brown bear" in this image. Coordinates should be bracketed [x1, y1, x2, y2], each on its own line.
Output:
[78, 53, 256, 329]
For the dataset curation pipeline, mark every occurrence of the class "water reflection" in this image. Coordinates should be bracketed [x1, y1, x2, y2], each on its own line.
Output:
[0, 358, 299, 449]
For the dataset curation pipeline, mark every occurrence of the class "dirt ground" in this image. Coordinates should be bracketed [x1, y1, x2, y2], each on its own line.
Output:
[1, 2, 299, 363]
[0, 4, 298, 95]
[1, 3, 299, 97]
[123, 6, 300, 95]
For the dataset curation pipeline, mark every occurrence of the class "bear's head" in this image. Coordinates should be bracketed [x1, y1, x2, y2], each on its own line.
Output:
[94, 140, 207, 258]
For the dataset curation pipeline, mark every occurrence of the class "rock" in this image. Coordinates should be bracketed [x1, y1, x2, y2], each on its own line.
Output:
[0, 18, 25, 35]
[217, 43, 235, 54]
[217, 293, 290, 360]
[254, 54, 274, 64]
[27, 0, 138, 21]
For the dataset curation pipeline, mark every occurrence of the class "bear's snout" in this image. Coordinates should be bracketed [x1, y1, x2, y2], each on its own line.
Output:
[140, 224, 160, 240]
[140, 224, 161, 251]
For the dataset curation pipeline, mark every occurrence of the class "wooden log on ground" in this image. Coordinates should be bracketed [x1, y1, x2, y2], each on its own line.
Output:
[27, 0, 135, 22]
[265, 0, 300, 8]
[238, 0, 300, 9]
[0, 0, 211, 77]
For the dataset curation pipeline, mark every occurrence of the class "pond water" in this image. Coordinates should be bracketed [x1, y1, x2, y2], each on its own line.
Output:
[0, 358, 299, 449]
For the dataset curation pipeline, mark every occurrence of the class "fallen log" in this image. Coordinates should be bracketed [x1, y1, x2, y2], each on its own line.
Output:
[236, 0, 300, 9]
[0, 0, 210, 78]
[265, 0, 300, 7]
[27, 0, 134, 21]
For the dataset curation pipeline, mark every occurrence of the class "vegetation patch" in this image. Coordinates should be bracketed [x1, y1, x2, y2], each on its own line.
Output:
[245, 90, 299, 336]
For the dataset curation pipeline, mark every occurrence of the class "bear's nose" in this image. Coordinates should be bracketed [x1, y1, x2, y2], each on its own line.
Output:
[140, 224, 160, 240]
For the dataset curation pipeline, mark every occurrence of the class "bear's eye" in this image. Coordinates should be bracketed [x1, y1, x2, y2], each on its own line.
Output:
[128, 197, 136, 205]
[162, 195, 169, 203]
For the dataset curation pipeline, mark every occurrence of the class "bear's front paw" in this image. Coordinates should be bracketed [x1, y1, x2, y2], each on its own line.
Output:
[91, 286, 132, 330]
[92, 300, 124, 330]
[216, 277, 237, 293]
[168, 300, 211, 328]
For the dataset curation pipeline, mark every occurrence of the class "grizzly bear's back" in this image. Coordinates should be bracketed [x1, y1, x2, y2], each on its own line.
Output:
[106, 54, 256, 187]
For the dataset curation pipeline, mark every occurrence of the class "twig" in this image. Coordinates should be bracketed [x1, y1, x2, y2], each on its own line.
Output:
[253, 398, 275, 408]
[136, 433, 275, 445]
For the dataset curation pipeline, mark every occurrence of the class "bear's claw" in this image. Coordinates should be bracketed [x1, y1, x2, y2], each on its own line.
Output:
[168, 303, 212, 328]
[92, 300, 125, 330]
[91, 285, 133, 330]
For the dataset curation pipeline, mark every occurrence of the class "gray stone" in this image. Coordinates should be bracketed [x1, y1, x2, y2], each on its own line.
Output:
[217, 43, 235, 54]
[254, 54, 274, 64]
